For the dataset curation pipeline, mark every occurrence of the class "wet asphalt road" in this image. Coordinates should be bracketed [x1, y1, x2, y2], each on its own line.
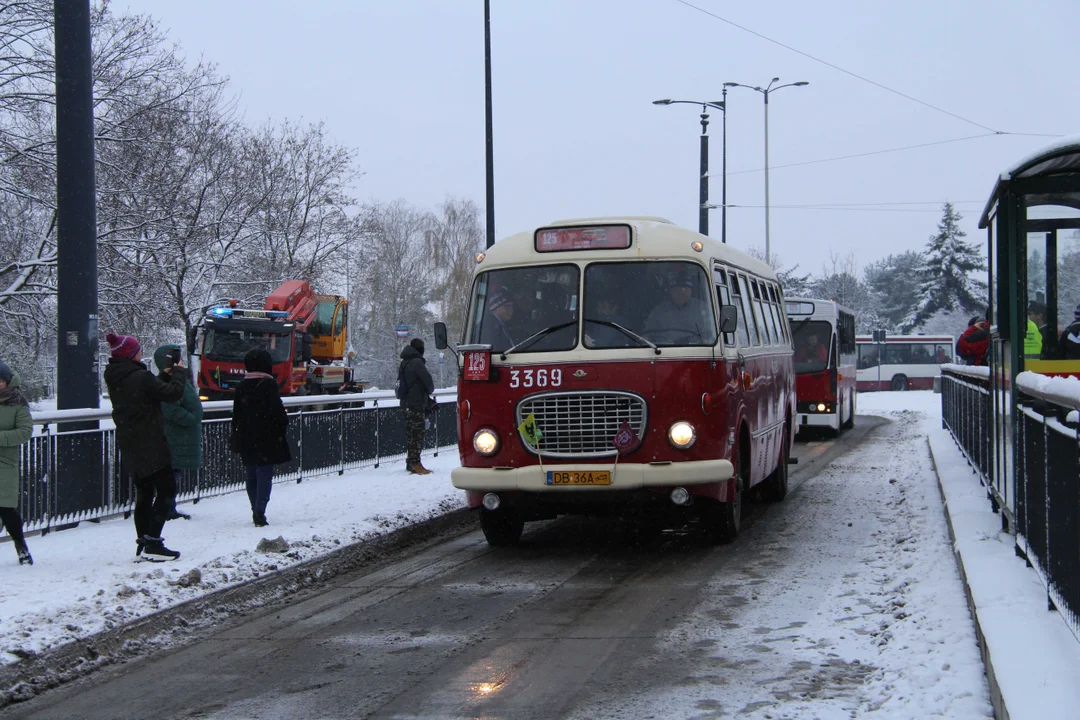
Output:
[8, 418, 886, 720]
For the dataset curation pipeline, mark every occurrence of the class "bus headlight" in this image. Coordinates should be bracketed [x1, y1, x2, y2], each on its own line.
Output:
[473, 428, 500, 456]
[668, 421, 696, 449]
[816, 403, 826, 412]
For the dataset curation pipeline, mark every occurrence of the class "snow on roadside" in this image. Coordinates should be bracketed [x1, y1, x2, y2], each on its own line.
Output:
[0, 451, 465, 665]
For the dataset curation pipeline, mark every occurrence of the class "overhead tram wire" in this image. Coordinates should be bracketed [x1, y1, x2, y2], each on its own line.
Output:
[725, 203, 983, 213]
[670, 0, 1063, 137]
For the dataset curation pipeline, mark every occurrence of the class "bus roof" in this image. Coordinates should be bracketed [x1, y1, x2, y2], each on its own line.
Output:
[785, 297, 854, 319]
[480, 217, 778, 279]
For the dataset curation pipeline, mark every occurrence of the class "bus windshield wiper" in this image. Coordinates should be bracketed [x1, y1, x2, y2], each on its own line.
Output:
[584, 319, 661, 355]
[501, 320, 579, 359]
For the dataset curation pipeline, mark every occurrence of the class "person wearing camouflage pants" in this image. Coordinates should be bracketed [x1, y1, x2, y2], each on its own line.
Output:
[398, 338, 435, 474]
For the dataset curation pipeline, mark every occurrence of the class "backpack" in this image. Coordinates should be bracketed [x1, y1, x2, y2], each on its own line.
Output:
[395, 363, 408, 400]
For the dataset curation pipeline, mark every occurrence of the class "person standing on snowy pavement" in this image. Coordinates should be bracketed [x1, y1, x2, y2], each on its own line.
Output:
[0, 360, 33, 565]
[102, 333, 185, 560]
[956, 314, 990, 366]
[229, 348, 290, 527]
[399, 338, 435, 475]
[153, 344, 203, 521]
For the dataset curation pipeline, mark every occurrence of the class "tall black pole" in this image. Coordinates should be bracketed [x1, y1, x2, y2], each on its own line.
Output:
[54, 0, 100, 412]
[484, 0, 495, 248]
[699, 109, 709, 236]
[721, 88, 727, 244]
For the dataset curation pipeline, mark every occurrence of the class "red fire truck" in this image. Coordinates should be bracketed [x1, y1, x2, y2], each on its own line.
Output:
[191, 280, 359, 400]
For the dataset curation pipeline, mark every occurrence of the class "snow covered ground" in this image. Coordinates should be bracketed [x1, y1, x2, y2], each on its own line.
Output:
[3, 389, 1079, 720]
[0, 450, 464, 665]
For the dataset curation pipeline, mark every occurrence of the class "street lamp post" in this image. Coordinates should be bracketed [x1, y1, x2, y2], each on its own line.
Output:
[653, 98, 727, 243]
[723, 78, 808, 265]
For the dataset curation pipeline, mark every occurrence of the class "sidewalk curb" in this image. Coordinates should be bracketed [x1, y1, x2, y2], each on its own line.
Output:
[0, 507, 476, 709]
[926, 436, 1010, 720]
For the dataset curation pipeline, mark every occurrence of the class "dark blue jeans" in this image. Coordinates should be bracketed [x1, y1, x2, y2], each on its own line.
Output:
[245, 464, 274, 515]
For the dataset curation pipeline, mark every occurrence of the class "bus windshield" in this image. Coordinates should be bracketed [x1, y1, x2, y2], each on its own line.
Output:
[203, 327, 292, 363]
[791, 320, 831, 373]
[584, 261, 717, 348]
[465, 265, 580, 352]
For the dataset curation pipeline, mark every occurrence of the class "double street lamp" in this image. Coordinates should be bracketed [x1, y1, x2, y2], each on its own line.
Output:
[653, 93, 728, 244]
[723, 78, 808, 265]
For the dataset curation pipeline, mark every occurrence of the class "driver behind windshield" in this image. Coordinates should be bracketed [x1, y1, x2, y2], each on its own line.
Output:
[795, 331, 828, 365]
[644, 272, 711, 345]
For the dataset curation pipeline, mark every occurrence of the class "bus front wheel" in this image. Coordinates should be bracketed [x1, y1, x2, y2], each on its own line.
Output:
[705, 460, 744, 544]
[843, 395, 855, 429]
[890, 374, 909, 392]
[479, 508, 524, 547]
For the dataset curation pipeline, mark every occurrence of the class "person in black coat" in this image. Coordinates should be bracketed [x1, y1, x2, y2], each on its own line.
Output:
[230, 348, 290, 526]
[102, 333, 185, 559]
[399, 338, 435, 474]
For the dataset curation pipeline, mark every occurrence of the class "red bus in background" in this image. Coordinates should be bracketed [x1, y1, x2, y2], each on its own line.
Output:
[434, 217, 796, 547]
[856, 335, 954, 391]
[785, 298, 857, 435]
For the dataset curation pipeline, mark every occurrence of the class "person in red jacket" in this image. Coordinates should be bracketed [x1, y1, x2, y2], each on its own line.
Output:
[956, 315, 990, 365]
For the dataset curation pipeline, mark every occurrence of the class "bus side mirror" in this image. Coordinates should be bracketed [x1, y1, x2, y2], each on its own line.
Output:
[434, 322, 448, 350]
[186, 327, 198, 356]
[719, 305, 738, 334]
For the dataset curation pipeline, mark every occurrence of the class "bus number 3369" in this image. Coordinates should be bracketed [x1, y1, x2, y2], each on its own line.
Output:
[508, 368, 563, 389]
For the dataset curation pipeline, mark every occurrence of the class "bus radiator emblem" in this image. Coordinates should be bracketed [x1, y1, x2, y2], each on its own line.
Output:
[574, 369, 587, 378]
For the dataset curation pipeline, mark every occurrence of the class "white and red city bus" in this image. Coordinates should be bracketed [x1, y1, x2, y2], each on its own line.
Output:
[855, 335, 954, 391]
[785, 298, 857, 435]
[433, 217, 796, 546]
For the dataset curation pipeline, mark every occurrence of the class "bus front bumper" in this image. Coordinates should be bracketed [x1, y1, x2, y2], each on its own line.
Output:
[798, 412, 838, 429]
[452, 459, 733, 492]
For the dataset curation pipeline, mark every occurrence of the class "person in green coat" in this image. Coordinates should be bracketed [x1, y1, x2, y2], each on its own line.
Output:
[153, 345, 204, 521]
[0, 360, 33, 565]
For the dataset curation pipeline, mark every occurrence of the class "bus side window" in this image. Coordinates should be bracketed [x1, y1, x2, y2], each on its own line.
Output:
[750, 279, 773, 345]
[764, 286, 782, 346]
[714, 267, 736, 346]
[773, 285, 790, 344]
[858, 344, 879, 368]
[737, 274, 761, 346]
[729, 273, 752, 347]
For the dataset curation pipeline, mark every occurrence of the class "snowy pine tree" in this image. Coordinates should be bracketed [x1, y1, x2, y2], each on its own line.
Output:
[904, 203, 987, 331]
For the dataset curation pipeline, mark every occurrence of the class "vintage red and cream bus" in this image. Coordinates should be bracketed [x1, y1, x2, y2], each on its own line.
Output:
[785, 298, 857, 435]
[855, 335, 954, 391]
[433, 217, 796, 546]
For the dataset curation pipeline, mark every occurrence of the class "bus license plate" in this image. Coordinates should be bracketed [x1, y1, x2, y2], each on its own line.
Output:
[546, 470, 611, 486]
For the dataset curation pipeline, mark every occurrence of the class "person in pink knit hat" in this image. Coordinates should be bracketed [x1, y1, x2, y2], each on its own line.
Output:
[102, 332, 186, 560]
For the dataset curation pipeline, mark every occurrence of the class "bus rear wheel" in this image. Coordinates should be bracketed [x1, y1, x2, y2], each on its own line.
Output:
[890, 374, 909, 392]
[479, 508, 524, 547]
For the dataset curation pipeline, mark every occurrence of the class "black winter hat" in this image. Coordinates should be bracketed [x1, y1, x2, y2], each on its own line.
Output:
[410, 338, 425, 355]
[0, 360, 11, 384]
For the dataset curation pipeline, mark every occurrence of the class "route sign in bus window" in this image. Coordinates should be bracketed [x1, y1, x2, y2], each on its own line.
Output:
[534, 225, 631, 253]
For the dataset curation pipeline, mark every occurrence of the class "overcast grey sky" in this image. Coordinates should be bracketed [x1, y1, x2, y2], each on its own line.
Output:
[122, 0, 1078, 275]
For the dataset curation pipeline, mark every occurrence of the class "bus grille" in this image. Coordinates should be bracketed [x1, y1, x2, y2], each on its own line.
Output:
[516, 391, 648, 458]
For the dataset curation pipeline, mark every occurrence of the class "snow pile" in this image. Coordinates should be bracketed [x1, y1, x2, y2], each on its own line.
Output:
[1016, 370, 1080, 410]
[941, 363, 991, 380]
[0, 452, 465, 665]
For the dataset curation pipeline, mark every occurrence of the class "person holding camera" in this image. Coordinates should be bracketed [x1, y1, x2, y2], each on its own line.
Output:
[103, 333, 185, 559]
[153, 344, 203, 521]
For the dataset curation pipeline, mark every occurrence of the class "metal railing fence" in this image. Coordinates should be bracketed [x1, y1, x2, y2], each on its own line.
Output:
[9, 389, 459, 536]
[942, 365, 1080, 640]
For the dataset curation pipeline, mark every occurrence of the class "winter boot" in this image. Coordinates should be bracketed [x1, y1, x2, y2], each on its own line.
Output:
[139, 536, 180, 560]
[408, 463, 432, 475]
[253, 511, 269, 527]
[166, 508, 191, 521]
[16, 543, 32, 566]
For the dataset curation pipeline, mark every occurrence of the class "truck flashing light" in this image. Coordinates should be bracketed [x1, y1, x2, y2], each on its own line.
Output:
[534, 225, 631, 253]
[208, 307, 288, 319]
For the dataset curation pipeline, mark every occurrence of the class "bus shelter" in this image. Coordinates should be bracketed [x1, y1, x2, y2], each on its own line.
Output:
[947, 137, 1080, 634]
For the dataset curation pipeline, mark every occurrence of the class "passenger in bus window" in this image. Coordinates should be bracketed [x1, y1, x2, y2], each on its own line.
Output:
[644, 272, 711, 345]
[935, 345, 949, 363]
[479, 288, 515, 350]
[585, 293, 632, 348]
